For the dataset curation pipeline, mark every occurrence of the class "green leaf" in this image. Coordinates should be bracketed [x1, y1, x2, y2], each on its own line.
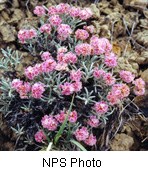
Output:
[70, 139, 87, 151]
[54, 94, 75, 145]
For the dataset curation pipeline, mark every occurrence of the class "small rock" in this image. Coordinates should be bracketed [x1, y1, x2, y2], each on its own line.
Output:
[0, 4, 5, 11]
[1, 11, 10, 21]
[124, 0, 148, 10]
[100, 24, 111, 38]
[0, 0, 7, 4]
[110, 133, 134, 151]
[9, 9, 25, 23]
[12, 0, 19, 8]
[0, 21, 16, 43]
[90, 4, 100, 19]
[135, 30, 148, 48]
[136, 51, 148, 65]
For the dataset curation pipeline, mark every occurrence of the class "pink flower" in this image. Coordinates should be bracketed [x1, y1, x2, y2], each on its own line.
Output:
[133, 78, 145, 88]
[133, 78, 145, 96]
[60, 82, 74, 95]
[14, 82, 31, 99]
[40, 24, 51, 34]
[84, 134, 97, 146]
[72, 81, 82, 92]
[41, 115, 58, 131]
[34, 64, 43, 74]
[79, 8, 93, 20]
[35, 130, 46, 143]
[63, 52, 77, 64]
[75, 29, 89, 40]
[55, 63, 68, 71]
[55, 111, 66, 123]
[68, 110, 78, 123]
[74, 127, 89, 141]
[57, 47, 67, 54]
[83, 25, 95, 34]
[70, 69, 82, 82]
[18, 29, 37, 43]
[93, 67, 105, 79]
[75, 43, 92, 56]
[104, 52, 117, 68]
[56, 3, 70, 14]
[87, 116, 99, 128]
[90, 36, 112, 55]
[119, 70, 135, 83]
[11, 79, 23, 91]
[41, 52, 52, 61]
[107, 92, 120, 105]
[42, 59, 56, 73]
[48, 6, 57, 15]
[19, 83, 31, 99]
[49, 15, 62, 26]
[103, 73, 116, 86]
[69, 7, 81, 17]
[25, 66, 39, 80]
[112, 83, 130, 99]
[133, 87, 145, 96]
[57, 24, 72, 40]
[94, 101, 108, 114]
[57, 52, 65, 63]
[31, 83, 45, 99]
[33, 6, 45, 16]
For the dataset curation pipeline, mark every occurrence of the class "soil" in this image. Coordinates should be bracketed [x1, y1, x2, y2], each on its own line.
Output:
[0, 0, 148, 151]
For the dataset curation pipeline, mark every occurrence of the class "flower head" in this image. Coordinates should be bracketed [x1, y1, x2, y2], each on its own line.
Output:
[75, 43, 92, 56]
[41, 52, 52, 61]
[70, 69, 82, 82]
[74, 127, 89, 141]
[40, 24, 51, 34]
[133, 78, 145, 96]
[119, 70, 135, 83]
[103, 73, 116, 86]
[93, 67, 105, 79]
[41, 115, 58, 131]
[34, 6, 45, 16]
[84, 134, 97, 146]
[68, 110, 78, 123]
[79, 8, 93, 20]
[54, 110, 66, 123]
[31, 83, 45, 99]
[87, 116, 99, 128]
[94, 101, 108, 114]
[60, 82, 74, 95]
[35, 130, 46, 143]
[49, 15, 62, 26]
[75, 29, 89, 40]
[90, 36, 112, 55]
[57, 24, 72, 40]
[69, 7, 81, 17]
[104, 52, 117, 68]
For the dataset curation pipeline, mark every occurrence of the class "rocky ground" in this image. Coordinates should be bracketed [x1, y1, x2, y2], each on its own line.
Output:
[0, 0, 148, 150]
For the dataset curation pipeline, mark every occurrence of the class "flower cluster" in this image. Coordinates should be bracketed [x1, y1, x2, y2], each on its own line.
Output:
[11, 79, 31, 99]
[119, 70, 135, 83]
[74, 127, 96, 146]
[57, 24, 72, 41]
[6, 3, 145, 151]
[107, 84, 130, 105]
[35, 130, 46, 143]
[33, 6, 46, 16]
[75, 29, 89, 40]
[47, 3, 92, 20]
[18, 29, 37, 43]
[133, 78, 145, 96]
